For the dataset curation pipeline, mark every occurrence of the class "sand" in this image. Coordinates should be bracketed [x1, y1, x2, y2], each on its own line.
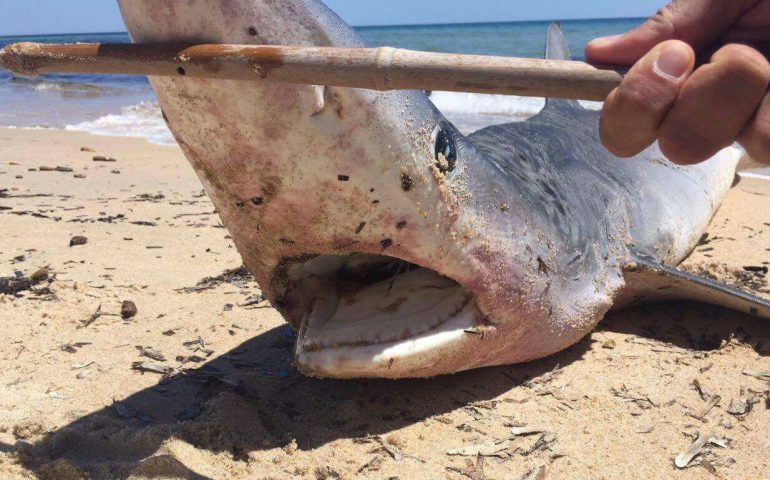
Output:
[0, 127, 768, 480]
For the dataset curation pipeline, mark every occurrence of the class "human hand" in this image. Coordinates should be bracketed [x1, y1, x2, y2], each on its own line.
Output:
[586, 0, 770, 165]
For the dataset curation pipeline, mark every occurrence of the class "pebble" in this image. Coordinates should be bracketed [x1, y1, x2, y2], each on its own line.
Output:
[74, 174, 87, 179]
[121, 300, 138, 319]
[93, 156, 117, 162]
[81, 146, 96, 152]
[30, 268, 49, 283]
[111, 170, 121, 174]
[55, 166, 74, 172]
[69, 236, 88, 247]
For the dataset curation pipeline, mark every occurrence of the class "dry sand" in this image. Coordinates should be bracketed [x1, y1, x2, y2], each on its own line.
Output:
[0, 128, 768, 480]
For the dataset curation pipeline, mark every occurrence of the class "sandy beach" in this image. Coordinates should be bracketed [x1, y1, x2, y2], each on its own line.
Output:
[0, 127, 768, 479]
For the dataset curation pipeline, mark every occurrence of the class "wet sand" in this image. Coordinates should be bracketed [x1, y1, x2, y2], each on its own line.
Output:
[0, 128, 768, 479]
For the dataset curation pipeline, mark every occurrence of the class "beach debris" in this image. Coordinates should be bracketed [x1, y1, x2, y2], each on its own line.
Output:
[601, 338, 617, 349]
[131, 221, 157, 226]
[183, 336, 215, 356]
[743, 370, 770, 380]
[128, 193, 165, 202]
[121, 300, 138, 319]
[111, 169, 121, 174]
[93, 155, 117, 162]
[690, 394, 721, 422]
[69, 235, 88, 247]
[447, 441, 510, 458]
[726, 396, 761, 417]
[1, 268, 51, 295]
[55, 166, 74, 172]
[74, 173, 87, 179]
[357, 455, 385, 474]
[674, 432, 726, 469]
[446, 455, 487, 480]
[520, 433, 558, 456]
[137, 346, 166, 362]
[0, 273, 31, 295]
[82, 304, 100, 328]
[520, 465, 548, 480]
[38, 166, 54, 171]
[71, 361, 95, 370]
[511, 426, 544, 437]
[610, 384, 658, 410]
[179, 265, 253, 293]
[60, 342, 91, 353]
[239, 294, 267, 307]
[81, 146, 95, 152]
[689, 379, 721, 421]
[743, 265, 768, 274]
[131, 361, 174, 375]
[176, 354, 206, 364]
[314, 466, 343, 480]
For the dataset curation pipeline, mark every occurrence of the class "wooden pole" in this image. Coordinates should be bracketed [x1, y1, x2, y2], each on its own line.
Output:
[0, 42, 623, 101]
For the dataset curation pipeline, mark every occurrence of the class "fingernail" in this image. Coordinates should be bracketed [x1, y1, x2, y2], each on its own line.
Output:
[654, 43, 691, 80]
[588, 34, 622, 49]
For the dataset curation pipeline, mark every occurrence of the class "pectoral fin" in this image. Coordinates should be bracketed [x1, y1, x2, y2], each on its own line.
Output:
[621, 253, 770, 319]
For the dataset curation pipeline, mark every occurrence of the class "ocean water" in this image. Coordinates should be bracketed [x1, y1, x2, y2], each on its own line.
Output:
[0, 18, 644, 145]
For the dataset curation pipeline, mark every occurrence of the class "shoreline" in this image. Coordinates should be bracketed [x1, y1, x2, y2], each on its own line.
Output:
[4, 126, 770, 178]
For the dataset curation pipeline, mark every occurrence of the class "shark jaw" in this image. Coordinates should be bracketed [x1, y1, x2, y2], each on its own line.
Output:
[278, 254, 488, 378]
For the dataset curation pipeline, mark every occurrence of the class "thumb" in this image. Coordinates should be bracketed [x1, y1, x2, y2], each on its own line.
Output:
[585, 0, 757, 65]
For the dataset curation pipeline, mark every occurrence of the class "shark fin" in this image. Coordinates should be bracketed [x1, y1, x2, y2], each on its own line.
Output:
[544, 22, 583, 111]
[622, 253, 770, 319]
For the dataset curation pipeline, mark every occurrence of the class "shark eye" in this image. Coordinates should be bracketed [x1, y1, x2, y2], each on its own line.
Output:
[433, 123, 457, 173]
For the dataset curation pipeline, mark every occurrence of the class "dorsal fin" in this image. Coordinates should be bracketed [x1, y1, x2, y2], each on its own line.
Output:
[546, 21, 571, 61]
[544, 22, 582, 111]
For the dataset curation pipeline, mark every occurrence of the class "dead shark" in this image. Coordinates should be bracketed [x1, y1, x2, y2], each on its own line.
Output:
[118, 0, 770, 378]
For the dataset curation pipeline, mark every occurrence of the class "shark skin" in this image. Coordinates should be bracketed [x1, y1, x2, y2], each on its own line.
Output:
[117, 1, 769, 379]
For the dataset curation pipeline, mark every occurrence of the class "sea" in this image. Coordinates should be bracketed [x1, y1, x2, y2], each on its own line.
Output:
[0, 18, 767, 177]
[0, 19, 643, 142]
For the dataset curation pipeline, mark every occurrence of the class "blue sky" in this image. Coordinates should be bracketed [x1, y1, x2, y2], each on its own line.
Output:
[0, 0, 665, 36]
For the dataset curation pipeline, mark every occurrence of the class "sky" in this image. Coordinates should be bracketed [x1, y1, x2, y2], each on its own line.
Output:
[0, 0, 666, 36]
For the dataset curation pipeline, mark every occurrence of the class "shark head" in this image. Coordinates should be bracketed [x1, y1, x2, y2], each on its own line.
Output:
[119, 0, 618, 378]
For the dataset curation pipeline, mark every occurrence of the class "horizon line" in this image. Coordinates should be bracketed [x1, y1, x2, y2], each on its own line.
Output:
[0, 15, 644, 39]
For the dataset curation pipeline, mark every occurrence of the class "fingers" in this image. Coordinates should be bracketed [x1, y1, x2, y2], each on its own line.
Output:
[739, 94, 770, 165]
[586, 0, 754, 65]
[658, 44, 770, 164]
[600, 41, 695, 158]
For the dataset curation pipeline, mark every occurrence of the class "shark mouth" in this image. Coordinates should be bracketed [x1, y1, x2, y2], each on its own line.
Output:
[279, 254, 484, 378]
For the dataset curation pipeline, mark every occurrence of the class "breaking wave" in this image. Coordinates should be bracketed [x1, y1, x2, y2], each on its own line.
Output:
[60, 93, 603, 146]
[65, 101, 176, 145]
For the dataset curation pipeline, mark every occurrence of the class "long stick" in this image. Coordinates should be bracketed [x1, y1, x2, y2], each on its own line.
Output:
[0, 42, 623, 101]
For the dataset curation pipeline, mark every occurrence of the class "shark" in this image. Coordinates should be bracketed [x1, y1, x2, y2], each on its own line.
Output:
[117, 0, 770, 378]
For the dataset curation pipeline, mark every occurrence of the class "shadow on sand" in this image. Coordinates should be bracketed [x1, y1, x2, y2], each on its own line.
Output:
[6, 301, 768, 479]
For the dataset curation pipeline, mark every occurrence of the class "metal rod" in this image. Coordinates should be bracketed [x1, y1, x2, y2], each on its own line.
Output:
[0, 42, 623, 101]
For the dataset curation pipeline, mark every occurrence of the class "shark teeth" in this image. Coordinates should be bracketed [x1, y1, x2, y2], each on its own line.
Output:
[297, 265, 473, 351]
